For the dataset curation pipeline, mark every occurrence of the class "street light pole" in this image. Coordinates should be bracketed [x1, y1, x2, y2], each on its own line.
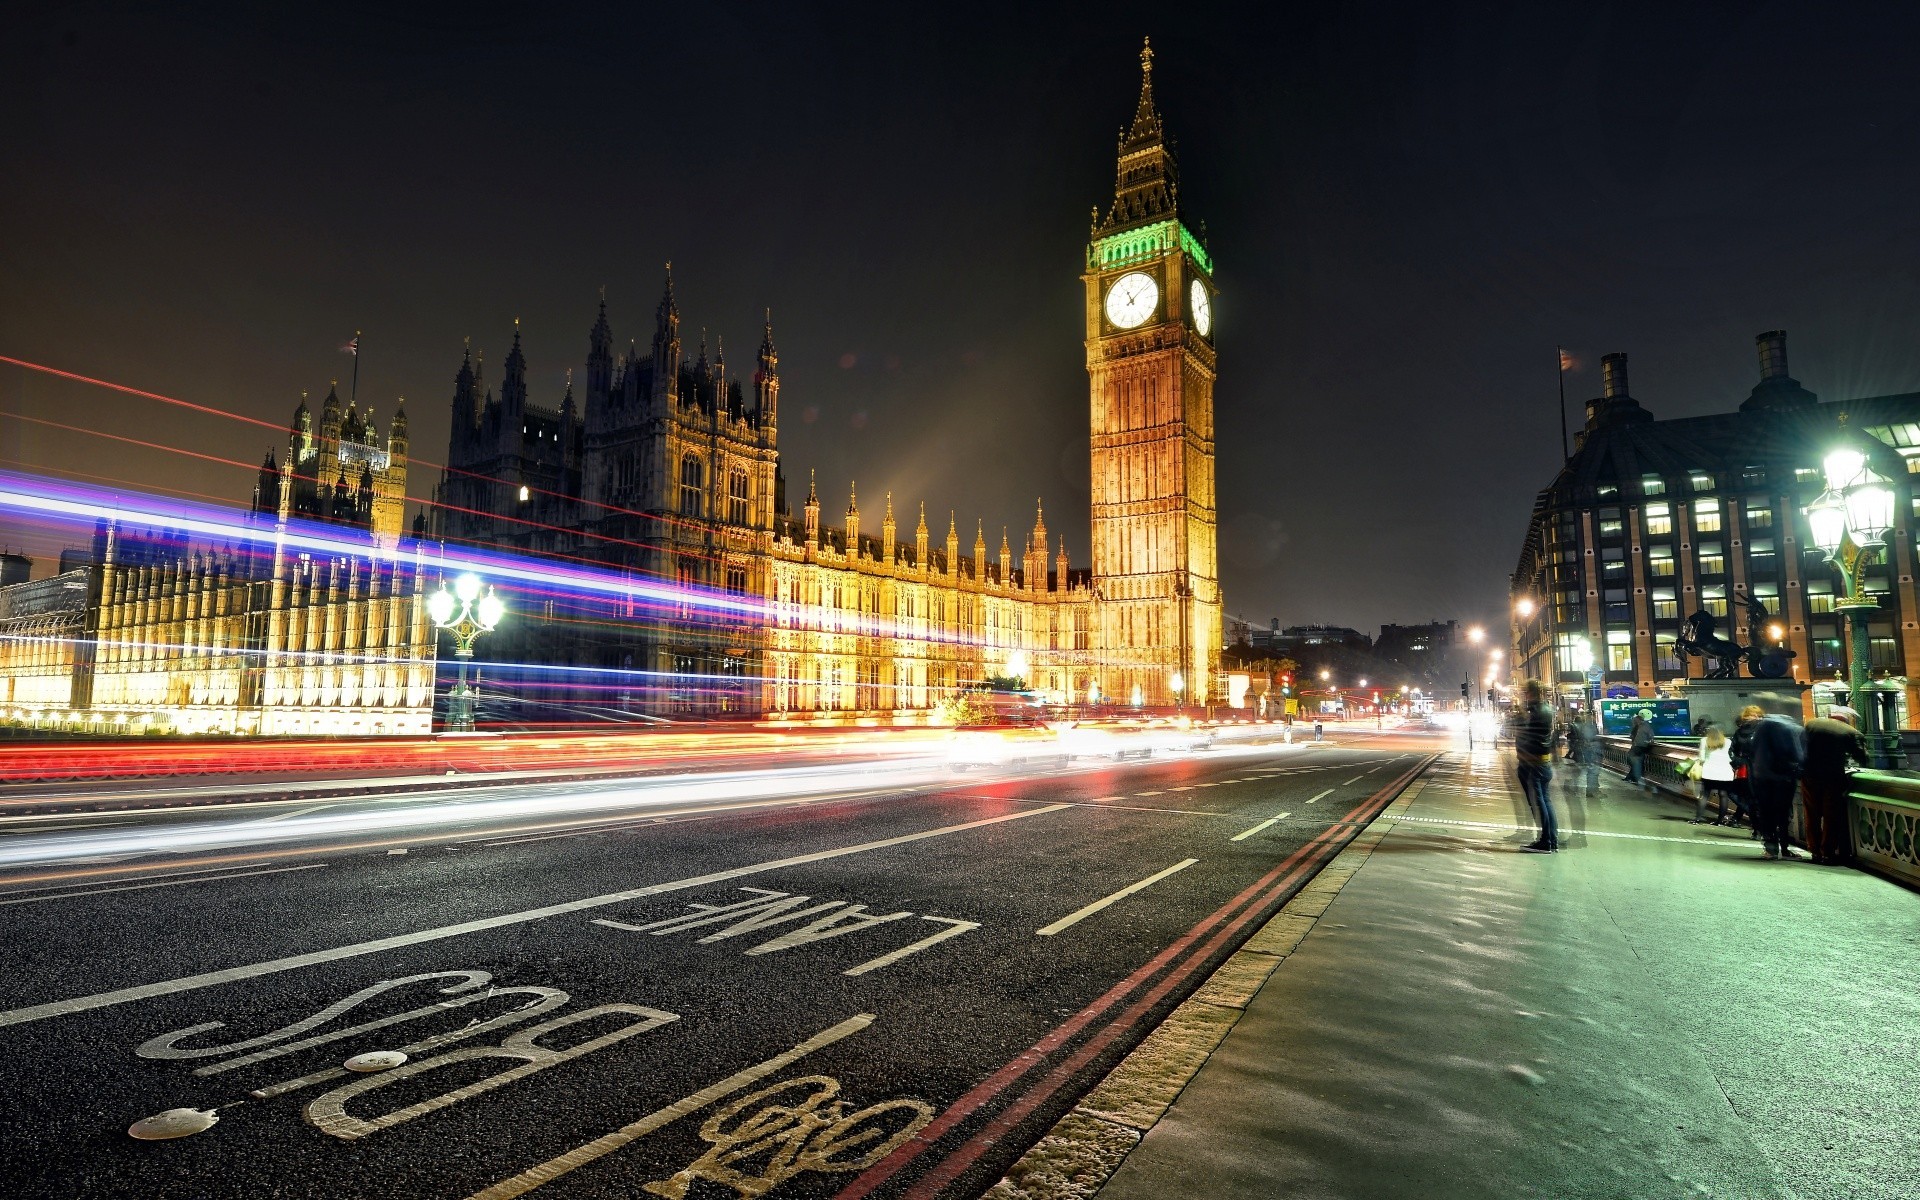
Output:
[1805, 441, 1901, 768]
[428, 572, 506, 734]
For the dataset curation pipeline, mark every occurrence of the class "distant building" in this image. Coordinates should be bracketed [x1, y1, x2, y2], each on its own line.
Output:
[1510, 332, 1920, 725]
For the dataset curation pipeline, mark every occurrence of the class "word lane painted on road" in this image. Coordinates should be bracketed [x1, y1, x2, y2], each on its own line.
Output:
[595, 886, 980, 977]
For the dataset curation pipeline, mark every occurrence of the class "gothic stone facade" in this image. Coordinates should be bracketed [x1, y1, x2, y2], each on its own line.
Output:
[431, 46, 1217, 720]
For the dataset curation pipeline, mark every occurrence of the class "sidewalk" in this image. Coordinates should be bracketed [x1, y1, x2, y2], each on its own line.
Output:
[998, 746, 1920, 1200]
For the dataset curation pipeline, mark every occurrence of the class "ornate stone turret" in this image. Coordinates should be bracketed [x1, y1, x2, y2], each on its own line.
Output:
[1000, 527, 1013, 584]
[501, 321, 528, 422]
[651, 264, 681, 403]
[586, 292, 613, 417]
[947, 513, 960, 576]
[755, 310, 779, 437]
[974, 520, 987, 581]
[804, 469, 820, 547]
[882, 493, 896, 563]
[846, 484, 860, 559]
[915, 502, 930, 570]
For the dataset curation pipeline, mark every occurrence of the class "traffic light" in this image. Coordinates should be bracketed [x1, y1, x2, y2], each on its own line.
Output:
[1460, 682, 1470, 699]
[1486, 688, 1495, 705]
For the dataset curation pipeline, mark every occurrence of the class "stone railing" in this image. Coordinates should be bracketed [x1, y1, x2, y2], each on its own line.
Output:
[1601, 736, 1920, 889]
[1848, 771, 1920, 889]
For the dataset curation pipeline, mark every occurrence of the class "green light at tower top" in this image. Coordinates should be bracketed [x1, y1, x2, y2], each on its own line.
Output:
[1089, 219, 1212, 276]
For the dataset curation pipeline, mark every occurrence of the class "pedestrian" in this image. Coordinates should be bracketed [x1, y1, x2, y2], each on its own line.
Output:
[1513, 680, 1558, 852]
[1729, 704, 1764, 833]
[1800, 705, 1867, 865]
[1747, 705, 1807, 861]
[1313, 719, 1323, 741]
[1563, 715, 1601, 796]
[1626, 711, 1655, 789]
[1691, 725, 1737, 824]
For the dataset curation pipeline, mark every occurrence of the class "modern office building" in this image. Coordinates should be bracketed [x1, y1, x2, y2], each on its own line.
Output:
[1510, 332, 1920, 727]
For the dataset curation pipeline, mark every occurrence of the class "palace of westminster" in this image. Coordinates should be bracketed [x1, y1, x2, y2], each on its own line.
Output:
[0, 44, 1224, 733]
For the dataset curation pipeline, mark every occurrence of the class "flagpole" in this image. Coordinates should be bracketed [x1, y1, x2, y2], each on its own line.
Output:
[1551, 345, 1566, 462]
[350, 329, 362, 409]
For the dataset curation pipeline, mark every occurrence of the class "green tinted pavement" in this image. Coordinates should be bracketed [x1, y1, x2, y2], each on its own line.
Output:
[1075, 746, 1919, 1200]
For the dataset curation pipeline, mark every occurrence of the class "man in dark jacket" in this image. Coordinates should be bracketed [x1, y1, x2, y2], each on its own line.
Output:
[1626, 712, 1655, 790]
[1801, 705, 1868, 865]
[1748, 708, 1807, 861]
[1514, 680, 1558, 852]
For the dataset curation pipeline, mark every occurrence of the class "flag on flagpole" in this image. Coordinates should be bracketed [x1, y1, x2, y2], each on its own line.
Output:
[342, 335, 360, 356]
[1559, 347, 1574, 371]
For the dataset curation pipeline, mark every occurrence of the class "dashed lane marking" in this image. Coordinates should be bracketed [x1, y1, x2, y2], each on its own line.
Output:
[1342, 776, 1365, 785]
[1304, 789, 1335, 805]
[1229, 813, 1291, 842]
[0, 803, 1073, 1031]
[1036, 859, 1199, 937]
[1133, 791, 1164, 797]
[1086, 796, 1125, 804]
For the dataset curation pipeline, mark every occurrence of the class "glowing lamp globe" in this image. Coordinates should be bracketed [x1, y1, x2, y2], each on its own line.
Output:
[1804, 490, 1848, 556]
[1845, 482, 1895, 546]
[427, 587, 456, 627]
[455, 573, 483, 603]
[1823, 447, 1867, 490]
[477, 589, 506, 630]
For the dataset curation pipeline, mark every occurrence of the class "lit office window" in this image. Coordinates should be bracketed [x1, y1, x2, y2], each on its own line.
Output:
[1606, 629, 1634, 672]
[1644, 503, 1672, 536]
[1693, 498, 1721, 532]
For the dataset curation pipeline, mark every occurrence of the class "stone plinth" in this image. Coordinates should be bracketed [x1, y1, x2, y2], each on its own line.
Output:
[1673, 676, 1809, 733]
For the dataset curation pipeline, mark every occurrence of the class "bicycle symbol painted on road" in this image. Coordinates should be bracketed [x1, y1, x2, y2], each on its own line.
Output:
[643, 1075, 932, 1200]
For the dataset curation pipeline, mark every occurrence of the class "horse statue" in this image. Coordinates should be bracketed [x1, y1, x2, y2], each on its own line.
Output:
[1674, 609, 1745, 678]
[1672, 592, 1796, 679]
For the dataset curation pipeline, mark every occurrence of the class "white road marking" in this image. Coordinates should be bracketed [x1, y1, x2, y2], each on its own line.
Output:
[1133, 791, 1164, 797]
[1086, 796, 1124, 804]
[1230, 814, 1291, 842]
[1036, 859, 1199, 937]
[466, 1013, 876, 1200]
[843, 917, 981, 976]
[0, 803, 1072, 1030]
[1343, 776, 1364, 785]
[1305, 788, 1335, 805]
[0, 863, 326, 907]
[1364, 761, 1390, 774]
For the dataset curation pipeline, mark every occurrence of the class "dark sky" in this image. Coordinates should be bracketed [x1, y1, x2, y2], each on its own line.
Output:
[5, 1, 1920, 636]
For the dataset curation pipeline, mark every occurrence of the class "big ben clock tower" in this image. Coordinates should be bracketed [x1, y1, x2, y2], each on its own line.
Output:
[1086, 39, 1222, 706]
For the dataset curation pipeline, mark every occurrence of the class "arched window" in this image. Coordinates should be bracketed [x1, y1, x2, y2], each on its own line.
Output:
[728, 468, 749, 525]
[679, 455, 704, 517]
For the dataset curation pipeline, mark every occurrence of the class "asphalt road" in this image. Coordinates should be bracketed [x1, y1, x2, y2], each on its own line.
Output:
[0, 730, 1438, 1200]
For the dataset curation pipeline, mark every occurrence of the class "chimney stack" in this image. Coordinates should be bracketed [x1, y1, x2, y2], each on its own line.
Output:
[1756, 330, 1788, 380]
[1601, 352, 1629, 399]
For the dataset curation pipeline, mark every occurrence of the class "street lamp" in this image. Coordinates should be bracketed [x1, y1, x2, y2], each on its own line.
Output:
[1170, 671, 1186, 713]
[1467, 626, 1486, 645]
[1806, 440, 1901, 766]
[428, 572, 505, 733]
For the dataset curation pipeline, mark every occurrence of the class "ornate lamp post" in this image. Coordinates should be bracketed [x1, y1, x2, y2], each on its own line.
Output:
[1170, 671, 1186, 715]
[1805, 442, 1900, 768]
[428, 572, 505, 733]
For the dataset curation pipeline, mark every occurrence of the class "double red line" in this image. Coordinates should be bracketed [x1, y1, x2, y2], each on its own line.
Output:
[836, 755, 1435, 1200]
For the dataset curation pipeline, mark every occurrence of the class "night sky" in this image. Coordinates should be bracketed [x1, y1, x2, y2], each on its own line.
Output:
[5, 2, 1920, 637]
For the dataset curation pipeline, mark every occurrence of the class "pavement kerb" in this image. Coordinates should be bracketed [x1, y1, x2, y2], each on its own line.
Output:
[985, 771, 1434, 1200]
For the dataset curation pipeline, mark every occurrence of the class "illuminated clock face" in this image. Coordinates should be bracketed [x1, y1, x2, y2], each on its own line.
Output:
[1190, 280, 1212, 337]
[1104, 271, 1159, 329]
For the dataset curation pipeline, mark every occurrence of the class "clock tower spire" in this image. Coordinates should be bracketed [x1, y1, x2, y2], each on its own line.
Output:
[1084, 40, 1222, 707]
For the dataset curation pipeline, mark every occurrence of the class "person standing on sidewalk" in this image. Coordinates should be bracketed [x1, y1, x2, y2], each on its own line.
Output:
[1747, 706, 1807, 861]
[1626, 711, 1655, 789]
[1691, 725, 1737, 824]
[1801, 705, 1867, 865]
[1514, 680, 1558, 852]
[1563, 714, 1600, 797]
[1729, 704, 1764, 833]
